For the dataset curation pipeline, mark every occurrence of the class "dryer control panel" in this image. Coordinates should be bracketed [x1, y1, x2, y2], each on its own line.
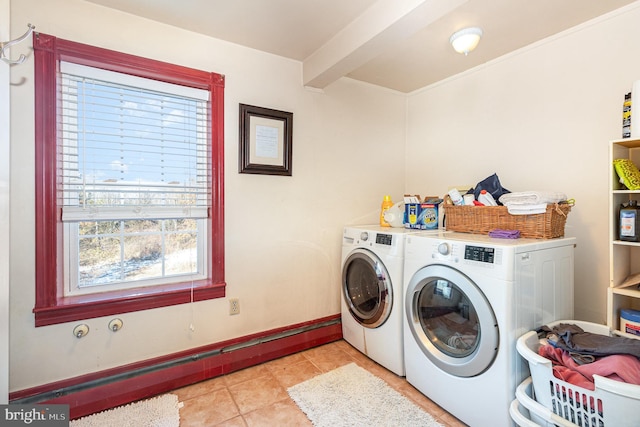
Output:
[464, 245, 495, 263]
[431, 241, 503, 267]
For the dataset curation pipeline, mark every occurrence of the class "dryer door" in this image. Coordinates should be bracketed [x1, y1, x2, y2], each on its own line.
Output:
[405, 264, 498, 377]
[342, 249, 392, 328]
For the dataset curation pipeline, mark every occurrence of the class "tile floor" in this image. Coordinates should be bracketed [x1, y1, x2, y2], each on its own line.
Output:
[173, 339, 467, 426]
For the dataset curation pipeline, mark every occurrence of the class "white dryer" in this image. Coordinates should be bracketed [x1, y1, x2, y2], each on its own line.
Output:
[341, 225, 437, 376]
[403, 232, 575, 427]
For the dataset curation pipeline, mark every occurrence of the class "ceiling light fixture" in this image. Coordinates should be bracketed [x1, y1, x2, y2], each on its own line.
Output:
[449, 27, 483, 55]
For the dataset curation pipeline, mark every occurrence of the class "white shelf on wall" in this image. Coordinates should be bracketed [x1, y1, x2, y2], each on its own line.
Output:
[608, 138, 640, 338]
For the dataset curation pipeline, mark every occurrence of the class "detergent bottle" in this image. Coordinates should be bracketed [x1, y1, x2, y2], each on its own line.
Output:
[478, 190, 498, 206]
[380, 195, 394, 227]
[383, 202, 405, 227]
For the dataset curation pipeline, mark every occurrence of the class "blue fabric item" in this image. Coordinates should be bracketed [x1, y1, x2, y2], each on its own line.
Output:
[488, 229, 520, 239]
[467, 173, 511, 205]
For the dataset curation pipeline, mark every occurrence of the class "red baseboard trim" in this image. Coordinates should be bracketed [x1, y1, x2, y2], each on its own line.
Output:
[10, 314, 342, 419]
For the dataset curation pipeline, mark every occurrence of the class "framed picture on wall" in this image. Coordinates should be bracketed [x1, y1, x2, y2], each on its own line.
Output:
[238, 104, 293, 176]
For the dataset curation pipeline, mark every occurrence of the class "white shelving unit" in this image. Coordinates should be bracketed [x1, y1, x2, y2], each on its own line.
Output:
[608, 137, 640, 337]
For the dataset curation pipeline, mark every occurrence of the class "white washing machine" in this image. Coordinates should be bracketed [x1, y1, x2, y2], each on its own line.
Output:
[341, 225, 438, 376]
[403, 231, 575, 427]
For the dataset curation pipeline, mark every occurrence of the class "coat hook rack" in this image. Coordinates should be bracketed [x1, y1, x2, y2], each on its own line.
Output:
[1, 23, 35, 65]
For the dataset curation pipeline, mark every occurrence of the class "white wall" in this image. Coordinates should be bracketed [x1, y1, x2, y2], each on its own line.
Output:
[9, 0, 407, 391]
[1, 0, 11, 404]
[406, 3, 640, 323]
[13, 0, 639, 395]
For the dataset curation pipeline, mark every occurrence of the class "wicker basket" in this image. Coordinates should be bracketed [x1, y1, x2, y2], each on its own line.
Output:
[444, 203, 572, 239]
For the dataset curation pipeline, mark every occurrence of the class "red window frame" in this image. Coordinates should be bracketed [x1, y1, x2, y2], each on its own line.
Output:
[32, 33, 225, 327]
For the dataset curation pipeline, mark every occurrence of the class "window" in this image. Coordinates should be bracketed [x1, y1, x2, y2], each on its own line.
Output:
[33, 33, 225, 326]
[60, 63, 210, 295]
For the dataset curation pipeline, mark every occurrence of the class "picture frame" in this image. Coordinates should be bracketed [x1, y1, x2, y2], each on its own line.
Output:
[239, 103, 293, 176]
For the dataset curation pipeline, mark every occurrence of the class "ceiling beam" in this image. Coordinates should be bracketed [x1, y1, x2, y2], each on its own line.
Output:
[302, 0, 467, 90]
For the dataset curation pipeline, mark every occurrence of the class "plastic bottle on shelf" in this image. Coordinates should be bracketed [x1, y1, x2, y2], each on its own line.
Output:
[623, 92, 632, 138]
[620, 200, 640, 242]
[478, 190, 498, 206]
[380, 195, 394, 227]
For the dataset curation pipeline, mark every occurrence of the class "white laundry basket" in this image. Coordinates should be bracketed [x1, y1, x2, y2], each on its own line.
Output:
[511, 377, 579, 427]
[516, 320, 640, 427]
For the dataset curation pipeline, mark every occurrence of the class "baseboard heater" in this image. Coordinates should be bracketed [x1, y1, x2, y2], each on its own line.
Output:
[11, 314, 342, 419]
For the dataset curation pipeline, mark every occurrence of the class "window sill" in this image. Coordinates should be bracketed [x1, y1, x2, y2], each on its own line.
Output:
[33, 280, 226, 327]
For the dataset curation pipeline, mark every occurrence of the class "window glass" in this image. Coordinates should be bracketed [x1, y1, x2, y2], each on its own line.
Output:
[60, 63, 209, 295]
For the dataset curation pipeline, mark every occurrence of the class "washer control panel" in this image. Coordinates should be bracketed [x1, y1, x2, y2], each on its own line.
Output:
[375, 233, 393, 246]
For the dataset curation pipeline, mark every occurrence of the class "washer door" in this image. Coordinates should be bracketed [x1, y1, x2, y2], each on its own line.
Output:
[405, 264, 498, 377]
[342, 249, 392, 328]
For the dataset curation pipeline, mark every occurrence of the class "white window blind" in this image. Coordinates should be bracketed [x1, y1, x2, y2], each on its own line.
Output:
[60, 62, 211, 222]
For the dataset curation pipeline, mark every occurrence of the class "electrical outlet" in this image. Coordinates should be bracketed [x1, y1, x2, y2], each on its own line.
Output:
[229, 298, 240, 315]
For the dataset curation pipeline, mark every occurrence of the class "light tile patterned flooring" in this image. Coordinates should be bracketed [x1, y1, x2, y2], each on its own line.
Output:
[174, 339, 467, 426]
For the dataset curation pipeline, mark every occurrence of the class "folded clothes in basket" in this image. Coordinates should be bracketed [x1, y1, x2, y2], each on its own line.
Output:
[505, 203, 548, 215]
[499, 191, 567, 206]
[538, 344, 640, 390]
